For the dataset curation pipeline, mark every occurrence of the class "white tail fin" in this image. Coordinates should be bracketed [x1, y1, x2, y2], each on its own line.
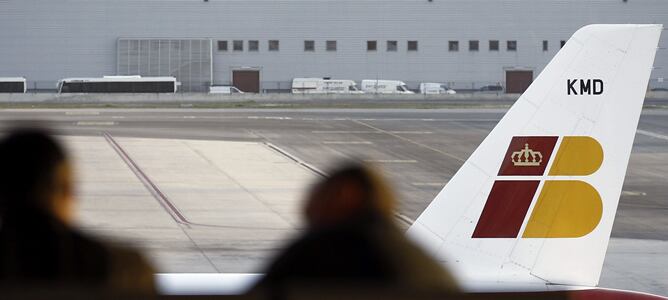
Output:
[407, 24, 662, 289]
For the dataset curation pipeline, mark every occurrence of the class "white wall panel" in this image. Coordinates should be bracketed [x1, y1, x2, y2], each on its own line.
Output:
[0, 0, 666, 91]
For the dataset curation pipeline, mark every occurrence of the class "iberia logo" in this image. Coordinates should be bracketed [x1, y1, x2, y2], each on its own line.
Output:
[472, 136, 604, 238]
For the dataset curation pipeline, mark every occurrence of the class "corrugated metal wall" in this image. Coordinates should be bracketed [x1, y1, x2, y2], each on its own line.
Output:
[0, 0, 666, 91]
[117, 38, 212, 92]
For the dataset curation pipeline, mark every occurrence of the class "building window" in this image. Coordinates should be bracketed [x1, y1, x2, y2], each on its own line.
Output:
[448, 41, 459, 52]
[248, 40, 259, 52]
[304, 40, 315, 52]
[507, 40, 517, 51]
[233, 40, 243, 51]
[489, 40, 499, 51]
[387, 40, 397, 52]
[408, 40, 418, 51]
[367, 40, 377, 51]
[217, 40, 228, 51]
[469, 40, 479, 51]
[326, 40, 337, 51]
[560, 40, 566, 48]
[268, 40, 279, 51]
[542, 40, 548, 51]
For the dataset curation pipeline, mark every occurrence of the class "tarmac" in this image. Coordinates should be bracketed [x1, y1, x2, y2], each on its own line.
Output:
[0, 108, 666, 296]
[73, 135, 311, 273]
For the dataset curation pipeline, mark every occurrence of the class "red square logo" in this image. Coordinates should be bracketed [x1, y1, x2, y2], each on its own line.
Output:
[472, 180, 540, 238]
[498, 136, 558, 176]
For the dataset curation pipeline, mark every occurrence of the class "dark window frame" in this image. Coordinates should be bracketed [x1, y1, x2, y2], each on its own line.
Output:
[268, 40, 279, 51]
[304, 40, 315, 52]
[469, 40, 479, 51]
[233, 40, 243, 51]
[448, 40, 459, 52]
[407, 40, 418, 51]
[217, 40, 228, 51]
[248, 40, 259, 52]
[326, 40, 337, 51]
[367, 40, 377, 51]
[387, 40, 398, 52]
[507, 40, 517, 51]
[489, 40, 499, 51]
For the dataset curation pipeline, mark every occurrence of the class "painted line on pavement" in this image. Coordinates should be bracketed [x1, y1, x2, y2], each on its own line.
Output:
[621, 190, 647, 197]
[637, 129, 668, 141]
[395, 213, 415, 226]
[389, 131, 433, 134]
[265, 142, 327, 177]
[312, 130, 377, 134]
[353, 120, 466, 163]
[365, 159, 418, 163]
[76, 121, 116, 126]
[313, 130, 431, 135]
[411, 182, 444, 187]
[103, 132, 190, 225]
[323, 141, 373, 145]
[264, 142, 414, 226]
[66, 111, 100, 115]
[104, 132, 298, 231]
[247, 116, 293, 120]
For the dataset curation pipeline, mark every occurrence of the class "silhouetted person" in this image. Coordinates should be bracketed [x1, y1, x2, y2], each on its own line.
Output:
[0, 128, 155, 294]
[254, 163, 458, 293]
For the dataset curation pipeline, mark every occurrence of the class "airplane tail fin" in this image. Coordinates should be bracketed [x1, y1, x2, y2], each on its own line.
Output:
[407, 24, 662, 288]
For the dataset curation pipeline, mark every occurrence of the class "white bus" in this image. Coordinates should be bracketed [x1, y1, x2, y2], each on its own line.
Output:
[0, 77, 27, 93]
[292, 78, 362, 94]
[57, 76, 179, 93]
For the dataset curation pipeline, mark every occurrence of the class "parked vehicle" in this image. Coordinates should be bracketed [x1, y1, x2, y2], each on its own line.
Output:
[291, 78, 361, 94]
[419, 82, 456, 95]
[360, 80, 414, 94]
[479, 84, 504, 92]
[57, 75, 179, 93]
[209, 86, 244, 94]
[0, 77, 27, 93]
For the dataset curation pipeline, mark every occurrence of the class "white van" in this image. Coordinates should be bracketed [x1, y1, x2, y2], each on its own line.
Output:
[209, 86, 244, 94]
[419, 82, 456, 95]
[291, 78, 361, 94]
[361, 80, 414, 94]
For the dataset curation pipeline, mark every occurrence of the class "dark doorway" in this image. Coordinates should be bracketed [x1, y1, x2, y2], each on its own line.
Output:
[505, 70, 533, 94]
[232, 70, 260, 93]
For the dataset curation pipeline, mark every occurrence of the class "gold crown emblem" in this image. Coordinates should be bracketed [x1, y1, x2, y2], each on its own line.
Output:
[511, 143, 543, 167]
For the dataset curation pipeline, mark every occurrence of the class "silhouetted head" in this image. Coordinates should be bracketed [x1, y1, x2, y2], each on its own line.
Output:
[304, 162, 396, 229]
[0, 128, 74, 224]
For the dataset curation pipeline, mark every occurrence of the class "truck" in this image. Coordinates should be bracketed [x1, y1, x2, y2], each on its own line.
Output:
[419, 82, 456, 95]
[291, 78, 362, 94]
[360, 80, 414, 94]
[209, 86, 244, 94]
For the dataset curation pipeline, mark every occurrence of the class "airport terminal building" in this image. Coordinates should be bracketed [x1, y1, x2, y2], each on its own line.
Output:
[1, 0, 667, 93]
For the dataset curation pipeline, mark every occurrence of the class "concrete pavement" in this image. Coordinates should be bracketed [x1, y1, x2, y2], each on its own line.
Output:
[71, 136, 313, 273]
[0, 108, 665, 295]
